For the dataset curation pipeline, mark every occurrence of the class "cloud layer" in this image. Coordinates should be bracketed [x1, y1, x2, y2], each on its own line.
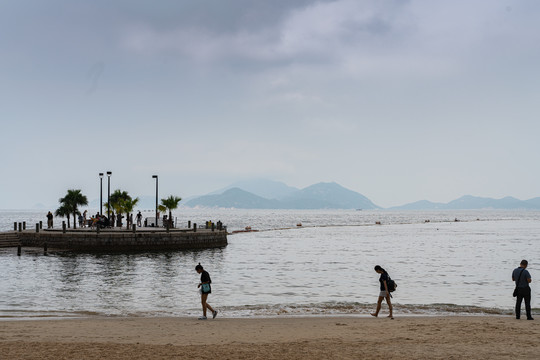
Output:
[1, 0, 539, 208]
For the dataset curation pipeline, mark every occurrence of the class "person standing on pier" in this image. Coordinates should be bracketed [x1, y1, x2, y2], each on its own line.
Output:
[136, 211, 142, 227]
[513, 260, 534, 320]
[46, 211, 53, 229]
[196, 263, 218, 320]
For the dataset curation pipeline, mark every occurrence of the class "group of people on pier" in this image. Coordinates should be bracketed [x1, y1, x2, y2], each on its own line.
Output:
[46, 210, 146, 230]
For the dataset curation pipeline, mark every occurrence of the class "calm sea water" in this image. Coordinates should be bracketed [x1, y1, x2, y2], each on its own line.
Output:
[0, 209, 538, 319]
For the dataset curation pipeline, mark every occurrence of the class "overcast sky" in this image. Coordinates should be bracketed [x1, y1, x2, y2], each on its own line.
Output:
[1, 0, 539, 209]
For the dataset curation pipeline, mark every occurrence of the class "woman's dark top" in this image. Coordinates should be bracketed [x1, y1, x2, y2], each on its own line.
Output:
[200, 270, 212, 294]
[379, 272, 389, 291]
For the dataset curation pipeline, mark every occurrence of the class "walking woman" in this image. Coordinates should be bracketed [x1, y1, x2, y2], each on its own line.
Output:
[371, 265, 394, 319]
[195, 263, 218, 320]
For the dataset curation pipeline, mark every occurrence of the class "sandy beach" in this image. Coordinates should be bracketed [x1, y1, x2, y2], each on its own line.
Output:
[0, 315, 538, 359]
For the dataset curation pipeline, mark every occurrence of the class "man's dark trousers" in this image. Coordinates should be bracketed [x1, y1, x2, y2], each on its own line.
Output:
[515, 287, 531, 319]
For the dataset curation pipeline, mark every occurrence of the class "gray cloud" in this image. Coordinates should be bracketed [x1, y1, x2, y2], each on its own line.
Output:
[120, 0, 408, 67]
[1, 0, 540, 209]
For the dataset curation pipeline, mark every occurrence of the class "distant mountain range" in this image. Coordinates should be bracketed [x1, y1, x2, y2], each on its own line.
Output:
[390, 195, 540, 210]
[37, 179, 540, 211]
[185, 181, 380, 210]
[184, 179, 540, 210]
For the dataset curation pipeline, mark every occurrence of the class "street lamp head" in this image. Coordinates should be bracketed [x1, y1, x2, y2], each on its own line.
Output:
[152, 175, 158, 179]
[99, 173, 104, 177]
[107, 171, 112, 176]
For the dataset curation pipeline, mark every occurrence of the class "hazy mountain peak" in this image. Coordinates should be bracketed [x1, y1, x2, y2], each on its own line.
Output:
[186, 180, 379, 209]
[211, 179, 298, 199]
[393, 194, 539, 210]
[186, 179, 540, 210]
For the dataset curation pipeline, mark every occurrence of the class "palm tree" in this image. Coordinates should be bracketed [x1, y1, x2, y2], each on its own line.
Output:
[58, 189, 88, 229]
[109, 190, 129, 227]
[157, 204, 167, 226]
[123, 196, 139, 228]
[55, 204, 71, 228]
[158, 204, 167, 214]
[160, 195, 182, 228]
[109, 190, 140, 228]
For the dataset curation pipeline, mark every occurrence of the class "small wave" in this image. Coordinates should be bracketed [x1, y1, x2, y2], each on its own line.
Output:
[1, 303, 534, 320]
[210, 302, 518, 318]
[0, 309, 104, 321]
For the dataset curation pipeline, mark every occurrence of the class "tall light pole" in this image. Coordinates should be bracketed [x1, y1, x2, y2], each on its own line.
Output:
[152, 175, 158, 227]
[99, 173, 104, 215]
[107, 171, 112, 220]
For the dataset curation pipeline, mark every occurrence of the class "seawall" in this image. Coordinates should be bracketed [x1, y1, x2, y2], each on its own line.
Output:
[3, 229, 228, 252]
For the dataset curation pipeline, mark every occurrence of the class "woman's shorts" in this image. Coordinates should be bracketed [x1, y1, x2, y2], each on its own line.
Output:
[379, 290, 388, 297]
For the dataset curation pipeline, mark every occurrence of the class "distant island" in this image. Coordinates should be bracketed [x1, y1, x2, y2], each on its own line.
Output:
[389, 195, 540, 210]
[37, 179, 540, 211]
[185, 181, 380, 210]
[182, 179, 540, 210]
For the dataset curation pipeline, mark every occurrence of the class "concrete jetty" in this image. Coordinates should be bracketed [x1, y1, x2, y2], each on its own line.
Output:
[0, 228, 227, 253]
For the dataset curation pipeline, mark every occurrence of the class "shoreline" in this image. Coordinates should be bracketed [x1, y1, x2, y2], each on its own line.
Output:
[0, 312, 517, 322]
[0, 300, 530, 321]
[1, 315, 539, 359]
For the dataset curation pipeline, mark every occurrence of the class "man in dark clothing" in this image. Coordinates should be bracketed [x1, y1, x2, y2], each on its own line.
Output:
[46, 211, 53, 229]
[136, 211, 142, 227]
[512, 260, 533, 320]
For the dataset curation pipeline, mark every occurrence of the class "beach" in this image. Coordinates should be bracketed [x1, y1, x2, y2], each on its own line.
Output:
[1, 210, 539, 358]
[1, 316, 539, 359]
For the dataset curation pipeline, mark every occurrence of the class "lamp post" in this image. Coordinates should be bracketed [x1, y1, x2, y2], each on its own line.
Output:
[152, 175, 158, 227]
[107, 171, 112, 220]
[99, 173, 103, 215]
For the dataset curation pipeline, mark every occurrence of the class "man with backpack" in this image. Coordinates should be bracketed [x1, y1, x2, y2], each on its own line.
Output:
[512, 260, 533, 320]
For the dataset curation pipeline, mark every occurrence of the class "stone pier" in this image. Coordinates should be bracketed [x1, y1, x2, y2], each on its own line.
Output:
[10, 228, 227, 252]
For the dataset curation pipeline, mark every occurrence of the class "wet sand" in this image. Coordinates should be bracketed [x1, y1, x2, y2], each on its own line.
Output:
[0, 316, 539, 359]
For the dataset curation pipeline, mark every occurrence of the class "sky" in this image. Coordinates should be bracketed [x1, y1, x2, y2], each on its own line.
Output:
[1, 0, 539, 209]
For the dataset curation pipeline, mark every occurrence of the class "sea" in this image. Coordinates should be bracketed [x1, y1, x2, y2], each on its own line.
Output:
[1, 209, 538, 320]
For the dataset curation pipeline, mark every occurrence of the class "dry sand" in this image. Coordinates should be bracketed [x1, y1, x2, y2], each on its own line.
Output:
[1, 316, 539, 359]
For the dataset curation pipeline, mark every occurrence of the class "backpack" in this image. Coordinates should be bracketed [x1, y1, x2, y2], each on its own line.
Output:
[387, 278, 397, 292]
